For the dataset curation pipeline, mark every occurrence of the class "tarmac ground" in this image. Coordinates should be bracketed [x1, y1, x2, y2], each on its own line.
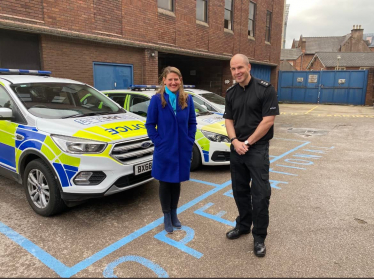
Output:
[0, 103, 374, 278]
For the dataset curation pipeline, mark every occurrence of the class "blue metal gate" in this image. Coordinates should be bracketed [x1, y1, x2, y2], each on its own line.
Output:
[278, 70, 368, 105]
[93, 62, 133, 91]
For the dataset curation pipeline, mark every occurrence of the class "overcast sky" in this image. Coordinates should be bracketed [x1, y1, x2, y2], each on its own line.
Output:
[285, 0, 374, 48]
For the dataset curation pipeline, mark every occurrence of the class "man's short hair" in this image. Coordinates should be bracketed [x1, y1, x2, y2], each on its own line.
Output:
[231, 54, 249, 65]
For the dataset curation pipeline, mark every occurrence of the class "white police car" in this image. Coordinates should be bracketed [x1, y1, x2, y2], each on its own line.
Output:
[0, 69, 154, 216]
[102, 86, 231, 171]
[186, 88, 225, 114]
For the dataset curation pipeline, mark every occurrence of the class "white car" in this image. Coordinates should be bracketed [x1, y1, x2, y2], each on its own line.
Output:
[0, 69, 154, 216]
[102, 87, 231, 171]
[186, 89, 225, 115]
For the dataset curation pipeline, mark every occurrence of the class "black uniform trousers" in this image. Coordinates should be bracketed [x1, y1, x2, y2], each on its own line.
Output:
[230, 142, 271, 243]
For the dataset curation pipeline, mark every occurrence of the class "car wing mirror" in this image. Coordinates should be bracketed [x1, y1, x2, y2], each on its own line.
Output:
[0, 108, 13, 120]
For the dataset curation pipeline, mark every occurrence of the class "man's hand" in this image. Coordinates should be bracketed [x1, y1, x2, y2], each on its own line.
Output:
[232, 140, 248, 155]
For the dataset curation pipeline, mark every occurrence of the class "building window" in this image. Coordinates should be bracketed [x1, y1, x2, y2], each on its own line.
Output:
[359, 67, 370, 70]
[265, 11, 272, 43]
[196, 0, 208, 22]
[248, 2, 256, 37]
[335, 67, 346, 70]
[158, 0, 173, 11]
[224, 0, 233, 30]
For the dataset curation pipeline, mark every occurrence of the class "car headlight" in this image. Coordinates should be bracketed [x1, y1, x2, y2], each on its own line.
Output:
[51, 135, 107, 154]
[201, 130, 230, 143]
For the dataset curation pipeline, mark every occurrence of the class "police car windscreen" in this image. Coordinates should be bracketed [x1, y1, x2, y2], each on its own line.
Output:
[10, 83, 124, 119]
[201, 93, 225, 107]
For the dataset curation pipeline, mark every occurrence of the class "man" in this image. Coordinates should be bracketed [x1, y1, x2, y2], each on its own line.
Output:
[223, 54, 279, 257]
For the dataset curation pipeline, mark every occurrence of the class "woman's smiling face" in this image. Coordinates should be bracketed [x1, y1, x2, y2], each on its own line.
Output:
[163, 72, 182, 93]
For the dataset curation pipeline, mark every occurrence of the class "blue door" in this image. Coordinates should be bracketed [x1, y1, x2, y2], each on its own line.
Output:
[93, 62, 133, 91]
[251, 64, 272, 82]
[278, 70, 368, 105]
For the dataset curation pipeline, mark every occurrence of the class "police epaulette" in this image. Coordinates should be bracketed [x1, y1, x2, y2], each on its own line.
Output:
[258, 80, 270, 87]
[226, 83, 238, 93]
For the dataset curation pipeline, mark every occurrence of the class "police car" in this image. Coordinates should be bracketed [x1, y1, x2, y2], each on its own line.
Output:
[187, 88, 225, 114]
[0, 69, 154, 216]
[101, 86, 231, 171]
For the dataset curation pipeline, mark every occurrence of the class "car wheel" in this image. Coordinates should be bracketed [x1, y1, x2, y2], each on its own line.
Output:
[190, 144, 202, 171]
[23, 159, 66, 216]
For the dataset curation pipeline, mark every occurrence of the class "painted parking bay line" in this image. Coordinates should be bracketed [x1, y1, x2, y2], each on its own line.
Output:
[280, 112, 374, 118]
[0, 140, 311, 278]
[304, 105, 318, 115]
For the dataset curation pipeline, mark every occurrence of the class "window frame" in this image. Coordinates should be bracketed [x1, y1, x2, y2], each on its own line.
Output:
[248, 1, 256, 37]
[0, 85, 27, 124]
[224, 0, 233, 31]
[335, 67, 346, 71]
[196, 0, 208, 23]
[158, 0, 174, 12]
[265, 10, 272, 43]
[129, 95, 150, 117]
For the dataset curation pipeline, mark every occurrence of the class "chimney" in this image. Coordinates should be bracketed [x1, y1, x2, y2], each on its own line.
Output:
[351, 24, 364, 41]
[300, 38, 307, 53]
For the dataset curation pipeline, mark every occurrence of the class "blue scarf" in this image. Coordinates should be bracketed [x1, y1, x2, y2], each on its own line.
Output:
[164, 86, 178, 114]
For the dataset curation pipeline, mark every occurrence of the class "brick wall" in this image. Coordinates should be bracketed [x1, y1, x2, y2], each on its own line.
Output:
[40, 35, 145, 86]
[1, 0, 284, 94]
[365, 68, 374, 106]
[309, 57, 325, 71]
[0, 0, 283, 61]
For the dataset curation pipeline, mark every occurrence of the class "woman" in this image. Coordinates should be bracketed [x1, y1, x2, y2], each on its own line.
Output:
[145, 66, 197, 234]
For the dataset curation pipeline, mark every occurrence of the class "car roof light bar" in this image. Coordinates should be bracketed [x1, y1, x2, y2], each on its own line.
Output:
[0, 68, 52, 76]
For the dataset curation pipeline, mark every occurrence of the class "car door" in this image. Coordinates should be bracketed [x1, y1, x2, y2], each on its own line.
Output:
[191, 95, 216, 112]
[128, 95, 150, 118]
[107, 94, 129, 110]
[0, 85, 20, 173]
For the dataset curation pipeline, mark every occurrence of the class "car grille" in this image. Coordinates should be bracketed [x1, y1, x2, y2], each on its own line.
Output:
[111, 137, 154, 164]
[113, 172, 153, 188]
[211, 151, 230, 162]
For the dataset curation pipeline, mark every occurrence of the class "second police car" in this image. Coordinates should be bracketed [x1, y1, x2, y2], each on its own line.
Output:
[0, 69, 154, 216]
[101, 86, 231, 171]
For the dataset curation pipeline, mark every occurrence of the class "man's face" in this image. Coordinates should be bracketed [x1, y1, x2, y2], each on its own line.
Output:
[230, 57, 251, 84]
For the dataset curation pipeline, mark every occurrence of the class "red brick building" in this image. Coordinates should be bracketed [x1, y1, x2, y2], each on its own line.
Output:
[281, 25, 372, 72]
[0, 0, 284, 95]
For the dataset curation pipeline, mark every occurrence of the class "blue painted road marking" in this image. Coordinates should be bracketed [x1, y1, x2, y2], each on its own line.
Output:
[154, 226, 203, 259]
[276, 164, 306, 170]
[103, 255, 168, 278]
[223, 189, 234, 198]
[269, 180, 288, 189]
[0, 140, 313, 277]
[194, 203, 236, 227]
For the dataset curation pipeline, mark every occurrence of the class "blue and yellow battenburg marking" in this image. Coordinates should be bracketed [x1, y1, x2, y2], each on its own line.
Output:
[0, 124, 81, 187]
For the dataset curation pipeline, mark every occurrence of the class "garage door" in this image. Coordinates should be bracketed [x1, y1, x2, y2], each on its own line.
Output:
[93, 62, 133, 91]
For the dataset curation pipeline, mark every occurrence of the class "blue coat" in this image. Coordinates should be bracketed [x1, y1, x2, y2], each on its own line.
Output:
[145, 93, 197, 183]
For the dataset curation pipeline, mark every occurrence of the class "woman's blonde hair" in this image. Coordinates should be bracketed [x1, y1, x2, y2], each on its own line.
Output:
[157, 66, 188, 110]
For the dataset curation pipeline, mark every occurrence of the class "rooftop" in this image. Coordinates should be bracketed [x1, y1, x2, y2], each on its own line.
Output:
[310, 52, 374, 68]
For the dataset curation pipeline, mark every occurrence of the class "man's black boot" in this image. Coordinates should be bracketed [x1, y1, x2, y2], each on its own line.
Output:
[254, 242, 266, 257]
[226, 228, 250, 240]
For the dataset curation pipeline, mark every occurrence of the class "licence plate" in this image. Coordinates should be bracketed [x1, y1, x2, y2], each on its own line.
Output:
[134, 161, 152, 175]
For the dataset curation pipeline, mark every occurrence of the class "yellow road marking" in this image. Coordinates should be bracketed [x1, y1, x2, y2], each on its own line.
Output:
[280, 112, 374, 118]
[304, 106, 319, 115]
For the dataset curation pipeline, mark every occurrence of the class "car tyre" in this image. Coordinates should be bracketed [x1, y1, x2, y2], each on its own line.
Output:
[190, 144, 202, 171]
[23, 159, 66, 216]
